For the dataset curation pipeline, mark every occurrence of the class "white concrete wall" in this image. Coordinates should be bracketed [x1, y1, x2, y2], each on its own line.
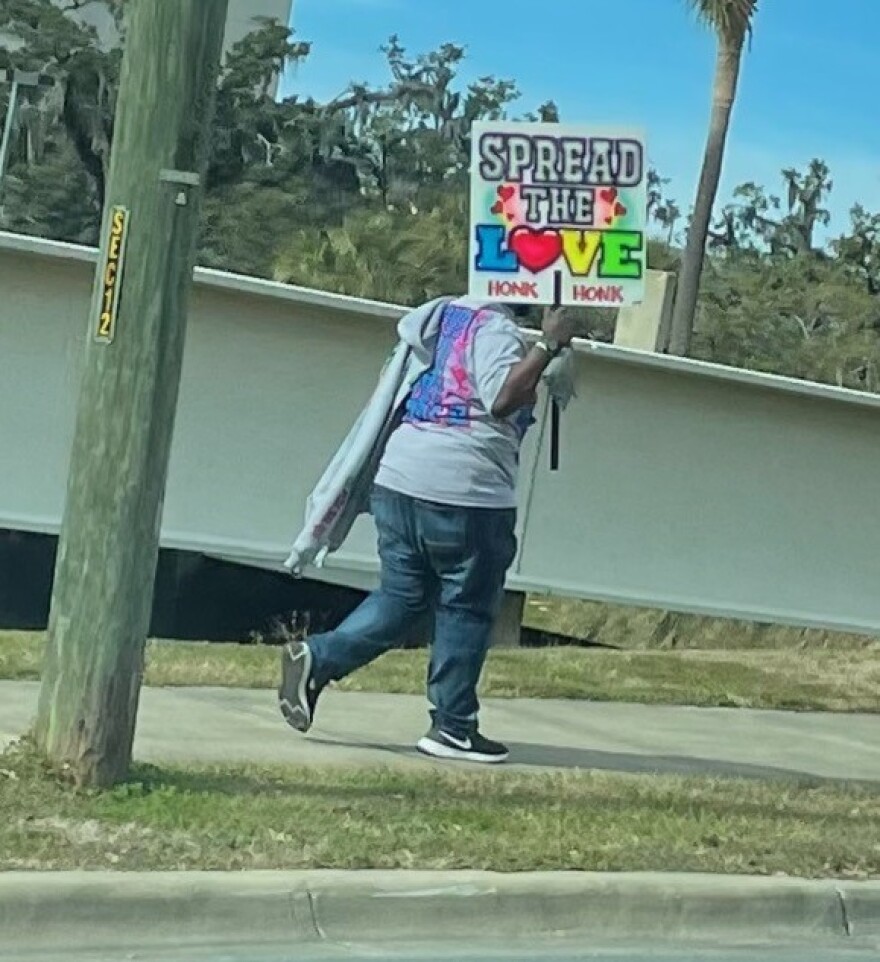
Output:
[2, 231, 880, 635]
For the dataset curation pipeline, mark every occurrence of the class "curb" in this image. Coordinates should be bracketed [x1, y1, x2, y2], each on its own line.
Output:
[2, 871, 880, 951]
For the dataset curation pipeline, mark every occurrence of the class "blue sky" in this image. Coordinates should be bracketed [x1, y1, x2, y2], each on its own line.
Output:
[282, 0, 878, 240]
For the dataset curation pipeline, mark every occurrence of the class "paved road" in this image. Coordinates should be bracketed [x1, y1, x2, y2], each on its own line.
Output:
[8, 941, 880, 962]
[3, 680, 878, 781]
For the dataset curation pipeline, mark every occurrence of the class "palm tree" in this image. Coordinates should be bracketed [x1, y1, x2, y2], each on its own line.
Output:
[655, 199, 682, 246]
[667, 0, 758, 356]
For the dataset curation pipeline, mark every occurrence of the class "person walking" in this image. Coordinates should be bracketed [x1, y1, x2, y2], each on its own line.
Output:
[278, 296, 574, 764]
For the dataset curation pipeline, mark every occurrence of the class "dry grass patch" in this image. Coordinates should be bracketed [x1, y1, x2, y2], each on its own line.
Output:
[2, 739, 878, 877]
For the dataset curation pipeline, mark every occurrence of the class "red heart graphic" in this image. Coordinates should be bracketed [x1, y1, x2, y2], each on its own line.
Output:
[499, 185, 515, 201]
[599, 187, 618, 204]
[604, 216, 613, 225]
[508, 227, 562, 274]
[491, 201, 504, 215]
[614, 201, 627, 217]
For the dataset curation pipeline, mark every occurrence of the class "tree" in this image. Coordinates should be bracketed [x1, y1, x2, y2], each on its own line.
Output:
[722, 159, 832, 257]
[647, 168, 669, 221]
[273, 190, 469, 305]
[0, 0, 122, 205]
[2, 11, 532, 281]
[655, 198, 682, 246]
[268, 36, 533, 303]
[333, 36, 519, 208]
[667, 0, 758, 356]
[9, 4, 880, 403]
[1, 135, 98, 242]
[0, 4, 112, 237]
[835, 204, 880, 295]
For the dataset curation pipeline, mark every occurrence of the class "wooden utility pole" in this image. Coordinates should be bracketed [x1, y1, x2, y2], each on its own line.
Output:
[34, 0, 229, 787]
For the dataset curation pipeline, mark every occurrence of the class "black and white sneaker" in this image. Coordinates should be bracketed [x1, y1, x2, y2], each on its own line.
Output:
[417, 726, 509, 764]
[278, 641, 321, 733]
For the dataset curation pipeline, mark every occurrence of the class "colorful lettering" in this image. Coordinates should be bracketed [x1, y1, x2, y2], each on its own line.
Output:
[561, 230, 603, 277]
[469, 122, 647, 307]
[474, 224, 518, 273]
[599, 230, 643, 279]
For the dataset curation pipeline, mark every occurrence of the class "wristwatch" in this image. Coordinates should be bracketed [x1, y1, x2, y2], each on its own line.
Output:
[535, 338, 563, 358]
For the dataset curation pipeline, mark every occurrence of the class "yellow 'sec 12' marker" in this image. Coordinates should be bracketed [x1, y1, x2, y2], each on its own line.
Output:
[94, 206, 130, 344]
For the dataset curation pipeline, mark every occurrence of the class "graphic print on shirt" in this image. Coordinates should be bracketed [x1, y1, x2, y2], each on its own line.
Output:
[404, 304, 484, 426]
[404, 304, 536, 439]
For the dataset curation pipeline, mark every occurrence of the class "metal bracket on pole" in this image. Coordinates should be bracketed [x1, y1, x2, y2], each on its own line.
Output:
[159, 169, 201, 207]
[159, 169, 201, 187]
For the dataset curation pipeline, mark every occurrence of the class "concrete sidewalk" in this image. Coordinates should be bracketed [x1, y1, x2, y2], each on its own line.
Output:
[2, 680, 878, 782]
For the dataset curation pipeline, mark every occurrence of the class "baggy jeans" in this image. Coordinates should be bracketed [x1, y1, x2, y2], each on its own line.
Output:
[307, 485, 517, 737]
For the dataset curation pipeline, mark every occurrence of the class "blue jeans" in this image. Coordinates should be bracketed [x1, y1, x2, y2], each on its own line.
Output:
[307, 485, 517, 738]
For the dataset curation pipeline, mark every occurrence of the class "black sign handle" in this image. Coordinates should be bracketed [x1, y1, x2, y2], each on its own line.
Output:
[550, 271, 562, 471]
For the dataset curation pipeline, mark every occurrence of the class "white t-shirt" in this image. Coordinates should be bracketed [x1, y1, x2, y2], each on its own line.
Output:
[374, 299, 536, 508]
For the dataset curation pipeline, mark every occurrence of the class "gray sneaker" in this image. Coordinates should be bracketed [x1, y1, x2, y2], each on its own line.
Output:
[417, 726, 509, 764]
[278, 641, 320, 733]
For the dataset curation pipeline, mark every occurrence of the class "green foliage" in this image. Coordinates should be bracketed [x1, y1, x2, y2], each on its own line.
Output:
[0, 0, 101, 71]
[694, 162, 880, 390]
[274, 192, 468, 304]
[1, 136, 98, 243]
[2, 4, 879, 393]
[835, 204, 880, 296]
[696, 253, 880, 385]
[0, 0, 121, 202]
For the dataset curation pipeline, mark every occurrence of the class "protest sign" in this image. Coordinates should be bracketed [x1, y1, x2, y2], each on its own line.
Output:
[468, 121, 647, 307]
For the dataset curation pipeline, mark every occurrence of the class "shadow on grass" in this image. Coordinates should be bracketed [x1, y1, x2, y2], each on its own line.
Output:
[129, 761, 557, 805]
[520, 627, 622, 650]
